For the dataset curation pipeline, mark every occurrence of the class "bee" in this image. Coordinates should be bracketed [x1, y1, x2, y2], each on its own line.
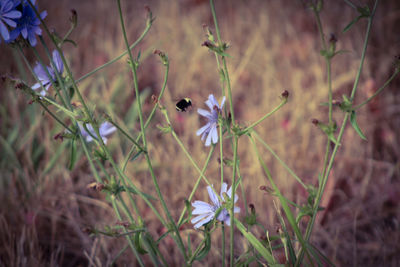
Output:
[175, 98, 192, 112]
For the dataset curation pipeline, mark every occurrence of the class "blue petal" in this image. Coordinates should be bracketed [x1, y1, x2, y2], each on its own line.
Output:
[191, 212, 210, 224]
[216, 209, 230, 223]
[99, 122, 116, 136]
[220, 96, 226, 109]
[0, 21, 10, 40]
[196, 123, 210, 136]
[207, 185, 220, 207]
[205, 130, 212, 146]
[210, 126, 218, 144]
[197, 108, 211, 118]
[2, 17, 16, 27]
[4, 10, 21, 19]
[220, 182, 227, 198]
[192, 201, 213, 214]
[52, 50, 64, 74]
[193, 213, 214, 229]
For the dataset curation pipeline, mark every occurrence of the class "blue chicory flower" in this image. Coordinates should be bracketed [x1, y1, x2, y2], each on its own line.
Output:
[31, 50, 64, 96]
[196, 94, 226, 146]
[0, 0, 22, 42]
[8, 0, 47, 46]
[79, 122, 117, 144]
[191, 182, 240, 229]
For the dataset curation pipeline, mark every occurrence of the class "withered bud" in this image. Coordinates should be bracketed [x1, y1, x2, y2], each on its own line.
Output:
[144, 5, 151, 14]
[201, 41, 214, 48]
[151, 94, 158, 104]
[28, 100, 34, 105]
[249, 203, 255, 213]
[154, 49, 162, 56]
[311, 119, 319, 126]
[329, 33, 337, 44]
[87, 182, 105, 192]
[332, 99, 341, 106]
[15, 83, 25, 89]
[116, 221, 130, 227]
[71, 102, 82, 108]
[70, 9, 77, 26]
[281, 90, 289, 99]
[54, 133, 64, 142]
[82, 227, 93, 234]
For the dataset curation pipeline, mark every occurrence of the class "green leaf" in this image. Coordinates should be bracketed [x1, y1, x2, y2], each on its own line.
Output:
[134, 232, 148, 254]
[235, 219, 276, 264]
[194, 231, 211, 261]
[63, 39, 77, 47]
[68, 139, 77, 170]
[350, 111, 367, 140]
[343, 15, 361, 33]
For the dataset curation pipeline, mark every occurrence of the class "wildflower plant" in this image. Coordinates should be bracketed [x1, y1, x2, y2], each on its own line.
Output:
[31, 50, 63, 96]
[0, 0, 21, 43]
[5, 0, 399, 266]
[196, 94, 226, 146]
[191, 182, 240, 229]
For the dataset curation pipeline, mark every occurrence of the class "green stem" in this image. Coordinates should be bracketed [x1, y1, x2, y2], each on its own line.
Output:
[354, 69, 400, 110]
[222, 223, 226, 266]
[209, 0, 235, 124]
[249, 135, 312, 265]
[122, 61, 170, 172]
[110, 196, 145, 267]
[297, 1, 380, 265]
[177, 146, 215, 226]
[116, 0, 187, 261]
[75, 13, 152, 84]
[229, 135, 239, 267]
[253, 131, 307, 189]
[242, 98, 288, 133]
[161, 108, 220, 198]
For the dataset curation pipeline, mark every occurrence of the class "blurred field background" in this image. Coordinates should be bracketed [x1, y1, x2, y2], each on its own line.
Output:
[1, 0, 400, 266]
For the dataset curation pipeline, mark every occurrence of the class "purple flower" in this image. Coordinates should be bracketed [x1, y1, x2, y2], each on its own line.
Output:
[8, 0, 47, 46]
[191, 182, 240, 229]
[31, 50, 63, 96]
[196, 94, 225, 146]
[0, 0, 22, 42]
[79, 122, 117, 144]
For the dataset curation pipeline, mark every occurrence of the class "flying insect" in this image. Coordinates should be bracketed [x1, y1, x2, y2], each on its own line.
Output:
[175, 98, 192, 112]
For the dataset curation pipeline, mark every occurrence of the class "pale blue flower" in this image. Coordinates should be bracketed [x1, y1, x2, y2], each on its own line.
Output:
[31, 50, 64, 96]
[79, 122, 116, 144]
[196, 94, 226, 146]
[8, 0, 47, 46]
[191, 182, 240, 229]
[0, 0, 22, 43]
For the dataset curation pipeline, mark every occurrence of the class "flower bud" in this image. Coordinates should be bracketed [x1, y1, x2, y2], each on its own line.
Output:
[69, 9, 77, 28]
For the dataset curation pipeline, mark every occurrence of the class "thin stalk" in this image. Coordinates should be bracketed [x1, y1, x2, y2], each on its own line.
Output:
[229, 135, 239, 267]
[75, 19, 152, 84]
[219, 119, 225, 266]
[242, 98, 288, 133]
[209, 0, 235, 124]
[177, 146, 215, 226]
[253, 131, 307, 189]
[249, 135, 313, 265]
[297, 1, 380, 265]
[122, 61, 169, 172]
[354, 69, 400, 110]
[117, 0, 187, 260]
[110, 196, 145, 267]
[222, 223, 226, 266]
[160, 108, 220, 199]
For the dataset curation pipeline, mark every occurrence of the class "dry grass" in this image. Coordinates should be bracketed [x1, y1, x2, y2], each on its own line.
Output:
[1, 0, 400, 266]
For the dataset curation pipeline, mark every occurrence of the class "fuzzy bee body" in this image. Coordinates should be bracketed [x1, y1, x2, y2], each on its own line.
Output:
[175, 98, 192, 112]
